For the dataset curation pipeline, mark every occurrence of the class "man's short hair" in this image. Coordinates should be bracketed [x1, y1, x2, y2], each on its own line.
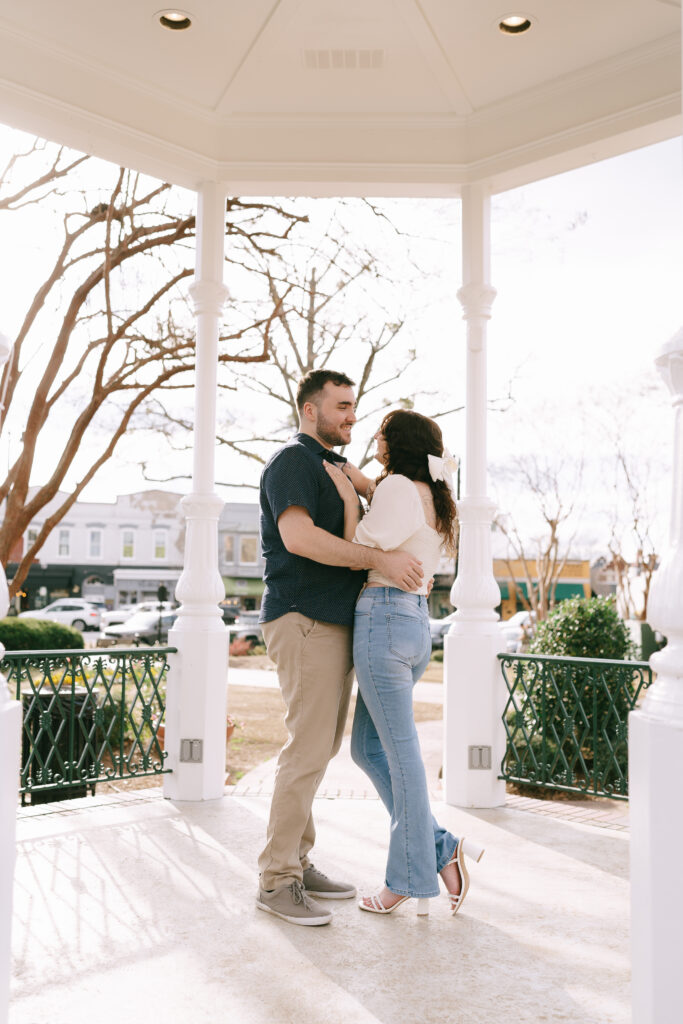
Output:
[296, 370, 355, 411]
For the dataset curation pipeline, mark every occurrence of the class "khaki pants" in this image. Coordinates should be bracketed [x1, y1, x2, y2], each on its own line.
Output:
[258, 612, 354, 891]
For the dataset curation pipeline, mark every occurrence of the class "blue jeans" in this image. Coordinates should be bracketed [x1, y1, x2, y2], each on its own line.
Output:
[351, 587, 458, 898]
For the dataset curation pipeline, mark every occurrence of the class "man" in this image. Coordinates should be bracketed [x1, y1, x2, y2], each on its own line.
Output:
[256, 369, 423, 926]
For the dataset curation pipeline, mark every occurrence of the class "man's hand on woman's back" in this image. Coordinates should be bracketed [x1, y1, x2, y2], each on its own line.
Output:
[375, 550, 424, 592]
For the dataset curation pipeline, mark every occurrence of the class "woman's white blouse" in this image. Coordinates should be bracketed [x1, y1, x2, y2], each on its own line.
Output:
[353, 474, 444, 594]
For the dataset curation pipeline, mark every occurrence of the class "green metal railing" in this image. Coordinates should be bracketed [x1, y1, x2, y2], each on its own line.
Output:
[498, 652, 653, 800]
[4, 647, 175, 805]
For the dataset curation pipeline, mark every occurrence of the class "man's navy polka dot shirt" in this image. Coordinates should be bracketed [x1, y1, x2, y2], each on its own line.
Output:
[259, 433, 365, 625]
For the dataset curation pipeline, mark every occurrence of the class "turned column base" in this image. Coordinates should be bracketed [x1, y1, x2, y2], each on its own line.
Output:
[443, 626, 506, 808]
[444, 490, 505, 808]
[163, 627, 229, 802]
[163, 490, 229, 801]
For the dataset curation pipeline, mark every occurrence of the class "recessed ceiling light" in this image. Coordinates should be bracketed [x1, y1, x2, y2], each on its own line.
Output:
[157, 9, 193, 30]
[498, 14, 533, 34]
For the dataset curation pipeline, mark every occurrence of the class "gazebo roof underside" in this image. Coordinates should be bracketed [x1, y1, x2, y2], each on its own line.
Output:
[0, 0, 680, 196]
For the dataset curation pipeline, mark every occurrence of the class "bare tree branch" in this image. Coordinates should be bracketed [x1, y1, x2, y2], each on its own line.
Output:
[495, 454, 582, 621]
[0, 142, 306, 584]
[0, 145, 89, 211]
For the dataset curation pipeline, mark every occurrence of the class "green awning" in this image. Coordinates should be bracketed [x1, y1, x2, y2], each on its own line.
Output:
[555, 582, 589, 599]
[497, 580, 529, 600]
[497, 580, 588, 601]
[222, 576, 265, 597]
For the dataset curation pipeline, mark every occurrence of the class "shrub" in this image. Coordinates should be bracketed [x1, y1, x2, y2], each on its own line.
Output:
[0, 617, 85, 652]
[529, 596, 636, 660]
[520, 596, 639, 790]
[431, 649, 444, 663]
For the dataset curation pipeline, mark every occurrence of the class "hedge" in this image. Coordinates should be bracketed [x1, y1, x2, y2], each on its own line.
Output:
[528, 595, 636, 661]
[0, 617, 85, 652]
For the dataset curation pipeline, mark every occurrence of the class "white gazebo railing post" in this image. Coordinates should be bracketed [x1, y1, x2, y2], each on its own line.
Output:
[0, 332, 21, 1024]
[0, 649, 20, 1024]
[630, 328, 683, 1023]
[443, 182, 505, 808]
[0, 644, 20, 1024]
[163, 182, 229, 802]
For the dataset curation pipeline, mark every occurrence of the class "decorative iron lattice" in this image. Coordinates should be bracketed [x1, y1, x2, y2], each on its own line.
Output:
[3, 647, 175, 804]
[498, 653, 653, 800]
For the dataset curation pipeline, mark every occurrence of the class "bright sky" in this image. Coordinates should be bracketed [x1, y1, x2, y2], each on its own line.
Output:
[0, 123, 681, 557]
[491, 142, 683, 422]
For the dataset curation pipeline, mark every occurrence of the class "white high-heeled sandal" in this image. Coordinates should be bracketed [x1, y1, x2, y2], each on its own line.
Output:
[442, 837, 485, 916]
[359, 891, 430, 916]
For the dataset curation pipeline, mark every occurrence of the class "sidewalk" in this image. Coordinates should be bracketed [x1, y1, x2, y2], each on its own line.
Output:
[229, 663, 451, 706]
[230, 668, 630, 831]
[11, 711, 631, 1024]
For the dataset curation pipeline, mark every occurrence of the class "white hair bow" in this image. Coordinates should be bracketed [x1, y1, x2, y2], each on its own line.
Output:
[427, 448, 459, 488]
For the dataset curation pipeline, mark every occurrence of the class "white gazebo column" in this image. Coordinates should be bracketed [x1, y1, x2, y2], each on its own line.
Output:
[0, 333, 21, 1024]
[443, 183, 505, 808]
[163, 182, 229, 802]
[630, 328, 683, 1023]
[0, 632, 20, 1024]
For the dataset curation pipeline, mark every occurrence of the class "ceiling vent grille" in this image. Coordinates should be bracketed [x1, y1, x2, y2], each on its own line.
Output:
[303, 49, 384, 71]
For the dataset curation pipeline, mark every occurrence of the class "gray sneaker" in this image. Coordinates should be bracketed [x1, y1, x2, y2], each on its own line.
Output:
[302, 864, 357, 900]
[256, 880, 332, 926]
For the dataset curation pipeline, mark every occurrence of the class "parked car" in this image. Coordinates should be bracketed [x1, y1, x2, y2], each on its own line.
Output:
[498, 610, 535, 653]
[100, 600, 177, 629]
[102, 609, 179, 645]
[229, 611, 263, 648]
[219, 602, 240, 624]
[100, 603, 136, 628]
[429, 612, 457, 649]
[19, 598, 101, 631]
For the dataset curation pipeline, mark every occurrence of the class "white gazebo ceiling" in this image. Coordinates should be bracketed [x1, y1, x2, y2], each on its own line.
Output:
[0, 0, 680, 195]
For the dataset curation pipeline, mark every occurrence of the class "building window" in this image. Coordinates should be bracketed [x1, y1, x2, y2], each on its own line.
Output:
[58, 529, 70, 557]
[26, 527, 39, 549]
[89, 529, 102, 558]
[239, 536, 259, 565]
[223, 535, 235, 563]
[121, 530, 135, 559]
[154, 531, 166, 560]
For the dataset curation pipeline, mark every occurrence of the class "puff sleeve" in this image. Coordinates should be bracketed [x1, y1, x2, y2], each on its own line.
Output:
[353, 474, 425, 550]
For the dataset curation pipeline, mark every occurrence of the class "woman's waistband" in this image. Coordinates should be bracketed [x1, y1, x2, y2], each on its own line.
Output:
[356, 584, 428, 607]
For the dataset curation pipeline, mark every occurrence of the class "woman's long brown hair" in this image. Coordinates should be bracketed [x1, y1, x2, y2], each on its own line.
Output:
[377, 409, 458, 555]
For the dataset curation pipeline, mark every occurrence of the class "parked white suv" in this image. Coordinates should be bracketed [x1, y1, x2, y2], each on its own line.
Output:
[99, 600, 177, 629]
[19, 598, 102, 631]
[498, 610, 535, 653]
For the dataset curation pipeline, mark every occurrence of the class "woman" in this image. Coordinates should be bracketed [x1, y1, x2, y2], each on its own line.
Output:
[324, 409, 484, 916]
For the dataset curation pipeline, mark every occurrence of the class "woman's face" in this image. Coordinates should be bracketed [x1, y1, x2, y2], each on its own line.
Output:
[373, 427, 389, 466]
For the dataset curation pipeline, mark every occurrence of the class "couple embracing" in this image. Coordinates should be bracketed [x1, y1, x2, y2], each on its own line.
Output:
[255, 369, 484, 926]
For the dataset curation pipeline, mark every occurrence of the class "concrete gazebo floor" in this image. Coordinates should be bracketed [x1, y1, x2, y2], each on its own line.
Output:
[11, 722, 630, 1024]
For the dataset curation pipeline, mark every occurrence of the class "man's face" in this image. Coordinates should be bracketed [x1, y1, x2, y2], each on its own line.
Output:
[310, 383, 356, 448]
